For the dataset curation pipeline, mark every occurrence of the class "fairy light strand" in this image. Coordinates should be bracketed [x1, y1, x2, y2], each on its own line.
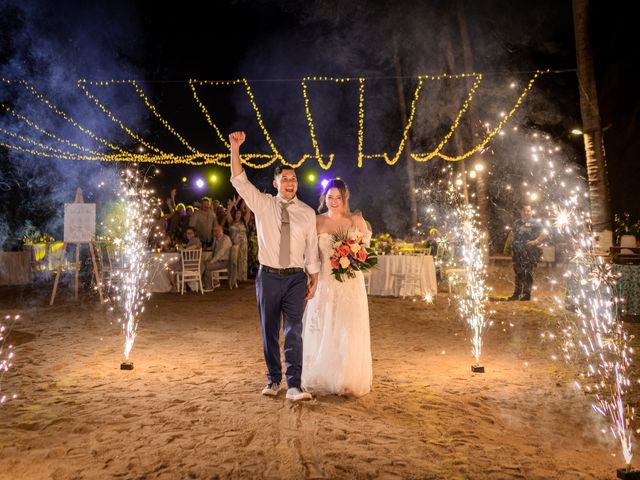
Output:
[0, 71, 547, 168]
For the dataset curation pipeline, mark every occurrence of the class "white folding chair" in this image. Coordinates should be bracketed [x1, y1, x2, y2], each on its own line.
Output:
[210, 245, 238, 290]
[177, 249, 203, 294]
[362, 270, 372, 295]
[210, 267, 230, 290]
[445, 266, 467, 296]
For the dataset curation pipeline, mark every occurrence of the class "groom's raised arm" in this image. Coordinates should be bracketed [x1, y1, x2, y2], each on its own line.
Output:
[229, 131, 266, 214]
[229, 131, 245, 178]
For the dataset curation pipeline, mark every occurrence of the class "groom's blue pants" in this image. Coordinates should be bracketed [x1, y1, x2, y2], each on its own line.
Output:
[255, 268, 307, 388]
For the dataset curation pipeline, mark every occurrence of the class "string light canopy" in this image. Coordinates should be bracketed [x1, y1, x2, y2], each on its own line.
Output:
[0, 70, 549, 169]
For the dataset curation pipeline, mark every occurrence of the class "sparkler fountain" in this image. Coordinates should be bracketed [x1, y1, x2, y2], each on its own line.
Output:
[107, 167, 158, 370]
[492, 126, 638, 477]
[447, 174, 491, 373]
[418, 167, 492, 372]
[547, 177, 637, 478]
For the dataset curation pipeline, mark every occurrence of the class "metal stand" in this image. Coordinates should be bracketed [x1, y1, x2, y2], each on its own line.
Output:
[120, 362, 134, 370]
[471, 364, 485, 373]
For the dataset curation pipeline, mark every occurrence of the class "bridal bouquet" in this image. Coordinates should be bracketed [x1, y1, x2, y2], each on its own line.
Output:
[329, 229, 377, 282]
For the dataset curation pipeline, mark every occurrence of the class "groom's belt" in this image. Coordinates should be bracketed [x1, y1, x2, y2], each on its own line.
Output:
[260, 265, 304, 275]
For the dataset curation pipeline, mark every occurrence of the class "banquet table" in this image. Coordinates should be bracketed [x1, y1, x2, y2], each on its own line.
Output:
[0, 251, 32, 286]
[368, 254, 437, 297]
[146, 252, 181, 293]
[614, 263, 640, 316]
[27, 242, 65, 271]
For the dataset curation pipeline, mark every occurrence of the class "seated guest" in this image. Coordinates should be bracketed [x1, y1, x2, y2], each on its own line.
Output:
[425, 228, 441, 255]
[182, 226, 202, 250]
[203, 225, 232, 290]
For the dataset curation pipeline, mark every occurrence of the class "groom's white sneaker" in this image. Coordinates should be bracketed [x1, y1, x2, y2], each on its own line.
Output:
[261, 382, 281, 396]
[286, 387, 312, 401]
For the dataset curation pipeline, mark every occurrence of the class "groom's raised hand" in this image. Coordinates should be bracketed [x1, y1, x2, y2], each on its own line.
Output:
[229, 131, 246, 177]
[229, 131, 246, 148]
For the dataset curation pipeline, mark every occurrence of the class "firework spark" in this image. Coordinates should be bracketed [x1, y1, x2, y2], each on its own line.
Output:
[0, 314, 20, 405]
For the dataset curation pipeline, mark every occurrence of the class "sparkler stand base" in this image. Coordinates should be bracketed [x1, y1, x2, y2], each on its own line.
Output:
[617, 468, 640, 479]
[471, 365, 485, 373]
[120, 362, 134, 370]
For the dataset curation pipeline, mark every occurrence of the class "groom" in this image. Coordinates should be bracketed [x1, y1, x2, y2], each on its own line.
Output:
[229, 131, 320, 401]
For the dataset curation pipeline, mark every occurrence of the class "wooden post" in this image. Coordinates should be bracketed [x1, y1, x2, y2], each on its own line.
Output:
[74, 243, 80, 301]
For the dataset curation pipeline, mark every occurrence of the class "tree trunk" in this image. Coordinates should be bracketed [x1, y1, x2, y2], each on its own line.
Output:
[572, 0, 612, 249]
[442, 12, 470, 204]
[456, 0, 490, 247]
[392, 34, 419, 232]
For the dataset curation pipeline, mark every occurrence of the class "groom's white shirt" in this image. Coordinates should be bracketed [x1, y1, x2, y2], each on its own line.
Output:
[231, 171, 320, 274]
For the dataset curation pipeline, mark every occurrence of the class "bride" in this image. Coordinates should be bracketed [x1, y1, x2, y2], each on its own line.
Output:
[301, 179, 373, 397]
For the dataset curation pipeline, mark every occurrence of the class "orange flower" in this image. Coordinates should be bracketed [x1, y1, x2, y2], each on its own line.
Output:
[338, 244, 351, 257]
[356, 248, 368, 262]
[331, 259, 339, 269]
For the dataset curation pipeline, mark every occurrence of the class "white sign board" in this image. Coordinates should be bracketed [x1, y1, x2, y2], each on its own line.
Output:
[64, 203, 96, 243]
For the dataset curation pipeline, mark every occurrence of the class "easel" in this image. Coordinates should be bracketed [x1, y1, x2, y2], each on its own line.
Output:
[49, 189, 104, 305]
[49, 241, 104, 305]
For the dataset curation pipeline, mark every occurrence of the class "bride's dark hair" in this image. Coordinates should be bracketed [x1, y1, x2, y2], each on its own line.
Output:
[318, 179, 350, 213]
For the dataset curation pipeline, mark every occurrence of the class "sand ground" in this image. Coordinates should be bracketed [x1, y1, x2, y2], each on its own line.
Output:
[0, 265, 638, 479]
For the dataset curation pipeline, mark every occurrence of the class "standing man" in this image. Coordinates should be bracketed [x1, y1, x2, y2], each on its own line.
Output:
[189, 197, 217, 248]
[229, 131, 319, 401]
[506, 205, 546, 301]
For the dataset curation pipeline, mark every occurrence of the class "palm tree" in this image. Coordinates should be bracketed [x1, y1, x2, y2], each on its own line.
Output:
[573, 0, 612, 247]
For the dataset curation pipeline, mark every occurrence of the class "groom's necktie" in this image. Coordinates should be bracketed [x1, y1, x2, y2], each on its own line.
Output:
[279, 201, 292, 267]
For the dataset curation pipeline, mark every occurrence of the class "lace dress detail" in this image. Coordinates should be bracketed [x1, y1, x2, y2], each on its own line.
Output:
[301, 229, 373, 397]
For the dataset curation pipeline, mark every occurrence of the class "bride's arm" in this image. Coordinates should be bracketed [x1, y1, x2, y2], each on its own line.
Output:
[356, 214, 372, 247]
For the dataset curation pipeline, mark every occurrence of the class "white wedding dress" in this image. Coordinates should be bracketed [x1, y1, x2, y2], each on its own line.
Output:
[301, 229, 373, 397]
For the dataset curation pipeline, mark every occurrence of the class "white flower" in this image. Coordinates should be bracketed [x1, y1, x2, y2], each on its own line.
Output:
[339, 257, 351, 269]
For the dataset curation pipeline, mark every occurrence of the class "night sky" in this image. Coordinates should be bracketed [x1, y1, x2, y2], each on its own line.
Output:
[0, 0, 637, 246]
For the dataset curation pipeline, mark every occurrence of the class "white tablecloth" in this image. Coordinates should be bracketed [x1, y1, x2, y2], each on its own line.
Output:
[146, 253, 180, 293]
[0, 251, 32, 286]
[369, 255, 437, 296]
